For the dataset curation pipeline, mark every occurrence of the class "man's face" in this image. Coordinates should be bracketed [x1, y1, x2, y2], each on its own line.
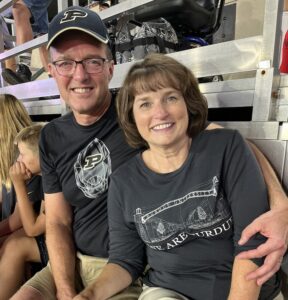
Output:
[48, 32, 114, 119]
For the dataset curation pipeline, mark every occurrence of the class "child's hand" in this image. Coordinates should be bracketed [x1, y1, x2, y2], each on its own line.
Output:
[9, 161, 32, 183]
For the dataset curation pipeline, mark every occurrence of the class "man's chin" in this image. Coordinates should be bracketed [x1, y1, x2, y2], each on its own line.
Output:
[72, 106, 97, 116]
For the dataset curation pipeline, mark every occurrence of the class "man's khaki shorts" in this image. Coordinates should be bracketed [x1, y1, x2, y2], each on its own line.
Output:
[23, 252, 142, 300]
[139, 286, 189, 300]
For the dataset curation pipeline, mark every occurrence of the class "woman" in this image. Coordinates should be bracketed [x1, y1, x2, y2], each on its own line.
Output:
[104, 53, 280, 300]
[74, 53, 284, 300]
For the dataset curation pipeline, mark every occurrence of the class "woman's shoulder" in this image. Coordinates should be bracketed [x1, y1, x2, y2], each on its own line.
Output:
[192, 128, 244, 154]
[201, 127, 242, 142]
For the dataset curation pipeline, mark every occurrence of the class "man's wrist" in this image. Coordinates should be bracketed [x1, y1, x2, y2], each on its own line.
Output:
[57, 288, 77, 300]
[269, 191, 288, 210]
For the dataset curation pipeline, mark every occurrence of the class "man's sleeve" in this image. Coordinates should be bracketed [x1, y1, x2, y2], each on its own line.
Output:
[39, 126, 62, 194]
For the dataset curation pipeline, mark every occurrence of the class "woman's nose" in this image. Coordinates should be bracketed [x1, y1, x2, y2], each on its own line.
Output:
[153, 102, 169, 118]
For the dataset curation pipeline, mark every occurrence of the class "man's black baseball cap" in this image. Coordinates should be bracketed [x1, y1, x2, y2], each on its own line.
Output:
[47, 6, 109, 49]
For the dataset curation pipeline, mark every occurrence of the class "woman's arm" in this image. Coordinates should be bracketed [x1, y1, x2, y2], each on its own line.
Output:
[228, 257, 260, 300]
[75, 175, 144, 299]
[74, 263, 132, 300]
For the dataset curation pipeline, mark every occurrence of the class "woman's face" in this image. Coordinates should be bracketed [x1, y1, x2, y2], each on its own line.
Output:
[133, 87, 189, 150]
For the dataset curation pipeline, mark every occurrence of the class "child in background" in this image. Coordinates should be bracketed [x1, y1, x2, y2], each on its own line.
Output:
[0, 123, 48, 300]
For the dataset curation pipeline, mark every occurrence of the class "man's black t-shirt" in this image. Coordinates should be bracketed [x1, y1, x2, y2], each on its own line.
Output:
[39, 97, 138, 257]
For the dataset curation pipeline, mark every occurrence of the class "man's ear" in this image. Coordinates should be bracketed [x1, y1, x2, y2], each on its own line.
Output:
[48, 63, 55, 78]
[108, 60, 114, 81]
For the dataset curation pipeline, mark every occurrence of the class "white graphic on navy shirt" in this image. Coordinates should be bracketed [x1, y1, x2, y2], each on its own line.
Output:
[134, 176, 232, 250]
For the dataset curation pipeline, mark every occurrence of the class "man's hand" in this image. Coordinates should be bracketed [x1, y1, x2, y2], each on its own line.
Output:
[73, 289, 95, 300]
[237, 207, 288, 285]
[57, 289, 77, 300]
[9, 161, 31, 183]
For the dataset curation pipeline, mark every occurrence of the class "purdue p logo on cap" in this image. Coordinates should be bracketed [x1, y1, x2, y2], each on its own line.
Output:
[47, 5, 110, 49]
[60, 9, 88, 24]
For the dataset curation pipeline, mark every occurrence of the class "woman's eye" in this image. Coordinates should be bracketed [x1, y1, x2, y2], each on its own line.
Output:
[167, 96, 177, 102]
[140, 102, 151, 109]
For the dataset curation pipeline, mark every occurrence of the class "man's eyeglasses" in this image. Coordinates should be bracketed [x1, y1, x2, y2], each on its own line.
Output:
[52, 58, 110, 76]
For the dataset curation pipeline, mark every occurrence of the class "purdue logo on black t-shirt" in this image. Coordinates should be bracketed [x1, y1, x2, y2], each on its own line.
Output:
[84, 154, 102, 170]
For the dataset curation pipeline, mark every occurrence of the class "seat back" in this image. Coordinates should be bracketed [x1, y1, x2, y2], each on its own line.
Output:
[134, 0, 225, 37]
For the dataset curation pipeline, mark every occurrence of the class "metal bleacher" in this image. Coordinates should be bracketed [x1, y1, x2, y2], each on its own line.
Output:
[0, 0, 287, 191]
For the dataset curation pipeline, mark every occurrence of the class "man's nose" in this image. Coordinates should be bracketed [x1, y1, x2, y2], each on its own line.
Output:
[72, 62, 89, 80]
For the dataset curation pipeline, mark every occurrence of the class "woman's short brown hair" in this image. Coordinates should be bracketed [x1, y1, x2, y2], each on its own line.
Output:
[116, 53, 208, 149]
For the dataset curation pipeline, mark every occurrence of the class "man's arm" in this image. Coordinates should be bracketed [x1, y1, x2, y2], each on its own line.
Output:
[207, 123, 288, 284]
[45, 192, 77, 300]
[74, 174, 145, 300]
[73, 263, 132, 300]
[247, 142, 288, 208]
[237, 142, 288, 285]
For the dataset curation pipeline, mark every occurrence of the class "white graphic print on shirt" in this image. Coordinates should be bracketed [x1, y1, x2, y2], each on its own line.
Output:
[74, 138, 112, 198]
[134, 176, 232, 250]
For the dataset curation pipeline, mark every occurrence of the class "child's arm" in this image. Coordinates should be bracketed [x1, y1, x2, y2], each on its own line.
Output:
[9, 161, 45, 237]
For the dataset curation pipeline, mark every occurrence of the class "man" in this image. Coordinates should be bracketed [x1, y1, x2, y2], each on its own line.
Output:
[2, 0, 52, 85]
[11, 6, 141, 300]
[11, 6, 288, 300]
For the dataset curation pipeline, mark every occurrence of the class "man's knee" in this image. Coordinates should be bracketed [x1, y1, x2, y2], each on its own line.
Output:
[10, 286, 45, 300]
[13, 265, 57, 300]
[138, 287, 189, 300]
